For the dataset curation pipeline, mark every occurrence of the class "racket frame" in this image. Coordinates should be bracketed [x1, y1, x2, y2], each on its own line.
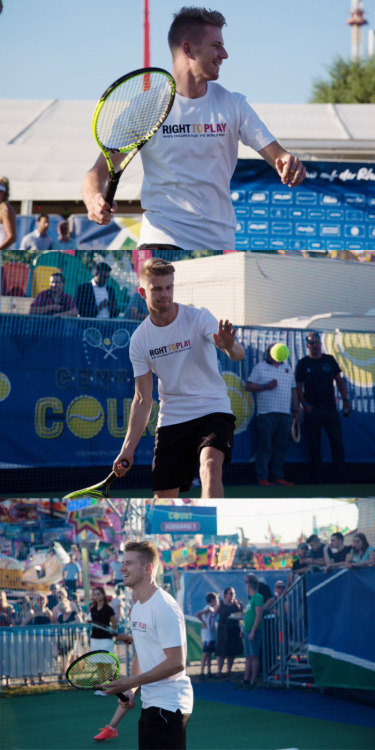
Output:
[66, 649, 128, 702]
[92, 67, 176, 205]
[63, 462, 129, 519]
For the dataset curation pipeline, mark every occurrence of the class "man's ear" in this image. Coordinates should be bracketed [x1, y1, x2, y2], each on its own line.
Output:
[138, 286, 146, 300]
[182, 40, 194, 59]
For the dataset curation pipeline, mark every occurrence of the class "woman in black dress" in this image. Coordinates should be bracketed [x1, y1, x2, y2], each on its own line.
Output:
[215, 587, 243, 678]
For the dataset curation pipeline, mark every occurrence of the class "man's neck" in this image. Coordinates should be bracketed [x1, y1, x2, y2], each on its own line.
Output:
[149, 302, 178, 327]
[132, 580, 158, 605]
[172, 64, 208, 99]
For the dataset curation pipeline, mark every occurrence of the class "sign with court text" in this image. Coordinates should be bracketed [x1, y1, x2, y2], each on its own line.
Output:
[148, 506, 217, 535]
[0, 316, 374, 471]
[67, 497, 98, 512]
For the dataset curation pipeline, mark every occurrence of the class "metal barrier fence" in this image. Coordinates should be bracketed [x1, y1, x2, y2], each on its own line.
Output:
[0, 623, 133, 687]
[262, 575, 313, 688]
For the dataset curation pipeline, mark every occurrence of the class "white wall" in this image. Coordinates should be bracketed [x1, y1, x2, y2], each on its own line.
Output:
[173, 253, 375, 328]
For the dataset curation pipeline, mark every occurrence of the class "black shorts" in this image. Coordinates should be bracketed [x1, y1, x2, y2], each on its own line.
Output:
[152, 412, 236, 493]
[138, 706, 191, 750]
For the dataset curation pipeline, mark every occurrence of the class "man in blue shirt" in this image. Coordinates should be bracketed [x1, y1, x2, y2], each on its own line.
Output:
[20, 214, 52, 251]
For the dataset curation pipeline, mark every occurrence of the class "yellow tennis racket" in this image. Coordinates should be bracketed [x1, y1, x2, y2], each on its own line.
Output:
[92, 67, 176, 206]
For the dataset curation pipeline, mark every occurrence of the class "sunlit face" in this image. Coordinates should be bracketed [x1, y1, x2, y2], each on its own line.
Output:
[50, 275, 63, 292]
[140, 273, 175, 314]
[93, 588, 104, 603]
[309, 539, 320, 551]
[120, 550, 150, 588]
[189, 25, 228, 81]
[306, 338, 322, 358]
[37, 216, 49, 235]
[224, 588, 235, 604]
[274, 583, 285, 596]
[94, 268, 111, 287]
[330, 535, 340, 549]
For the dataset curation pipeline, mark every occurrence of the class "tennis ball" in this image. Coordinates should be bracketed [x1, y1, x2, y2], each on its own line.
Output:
[0, 372, 11, 402]
[270, 343, 289, 362]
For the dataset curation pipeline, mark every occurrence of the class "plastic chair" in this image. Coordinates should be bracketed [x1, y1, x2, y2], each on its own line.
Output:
[1, 262, 31, 296]
[32, 265, 61, 297]
[35, 252, 90, 297]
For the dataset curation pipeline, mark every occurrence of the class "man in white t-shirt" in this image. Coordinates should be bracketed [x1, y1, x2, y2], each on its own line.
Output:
[82, 7, 306, 252]
[112, 257, 244, 498]
[101, 539, 193, 750]
[245, 345, 299, 486]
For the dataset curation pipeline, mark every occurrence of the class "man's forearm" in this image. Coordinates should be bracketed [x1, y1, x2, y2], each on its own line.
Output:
[82, 166, 104, 209]
[121, 394, 153, 455]
[224, 341, 245, 361]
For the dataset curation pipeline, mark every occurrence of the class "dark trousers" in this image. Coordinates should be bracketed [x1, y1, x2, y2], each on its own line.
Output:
[304, 407, 345, 481]
[138, 707, 191, 750]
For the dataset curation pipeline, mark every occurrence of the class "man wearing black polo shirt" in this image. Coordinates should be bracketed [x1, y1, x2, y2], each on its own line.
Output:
[295, 331, 352, 483]
[324, 532, 352, 572]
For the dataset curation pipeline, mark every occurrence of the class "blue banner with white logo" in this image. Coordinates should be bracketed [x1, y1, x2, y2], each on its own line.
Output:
[231, 160, 375, 255]
[0, 316, 374, 468]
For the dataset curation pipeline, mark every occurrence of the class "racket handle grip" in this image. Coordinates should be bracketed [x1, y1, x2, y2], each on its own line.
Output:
[106, 460, 130, 485]
[103, 176, 120, 207]
[117, 692, 129, 703]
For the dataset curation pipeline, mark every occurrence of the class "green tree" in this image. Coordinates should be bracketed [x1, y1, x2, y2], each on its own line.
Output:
[310, 55, 375, 103]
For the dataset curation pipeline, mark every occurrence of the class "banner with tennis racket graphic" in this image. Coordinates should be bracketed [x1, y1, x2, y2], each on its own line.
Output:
[0, 316, 374, 468]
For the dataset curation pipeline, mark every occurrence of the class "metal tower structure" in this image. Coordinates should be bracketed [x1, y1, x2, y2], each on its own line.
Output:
[346, 1, 369, 59]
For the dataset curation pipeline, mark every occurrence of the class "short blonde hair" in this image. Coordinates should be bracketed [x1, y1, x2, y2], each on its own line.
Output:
[139, 257, 175, 284]
[125, 539, 159, 571]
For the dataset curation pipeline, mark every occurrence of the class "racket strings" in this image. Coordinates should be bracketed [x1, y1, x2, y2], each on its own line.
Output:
[111, 329, 129, 347]
[68, 652, 117, 688]
[96, 72, 173, 150]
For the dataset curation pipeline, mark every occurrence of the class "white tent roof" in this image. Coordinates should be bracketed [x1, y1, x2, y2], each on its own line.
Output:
[1, 100, 374, 202]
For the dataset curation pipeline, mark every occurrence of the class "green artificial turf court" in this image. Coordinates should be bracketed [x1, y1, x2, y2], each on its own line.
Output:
[3, 483, 373, 500]
[2, 690, 375, 750]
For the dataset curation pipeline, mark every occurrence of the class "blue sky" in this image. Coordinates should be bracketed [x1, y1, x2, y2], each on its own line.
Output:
[1, 0, 374, 103]
[202, 498, 358, 542]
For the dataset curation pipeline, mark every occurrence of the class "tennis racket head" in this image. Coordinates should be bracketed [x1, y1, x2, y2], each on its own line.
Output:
[92, 67, 175, 205]
[63, 462, 129, 503]
[66, 649, 128, 702]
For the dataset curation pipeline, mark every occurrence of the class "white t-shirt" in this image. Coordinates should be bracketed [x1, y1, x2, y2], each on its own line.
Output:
[131, 588, 193, 713]
[130, 304, 232, 427]
[92, 278, 110, 319]
[139, 82, 275, 251]
[200, 605, 216, 643]
[248, 360, 296, 415]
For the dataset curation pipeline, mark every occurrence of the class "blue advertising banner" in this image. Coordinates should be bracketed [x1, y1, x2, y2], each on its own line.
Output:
[148, 506, 217, 535]
[306, 569, 375, 690]
[231, 160, 375, 255]
[0, 316, 374, 468]
[13, 161, 375, 254]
